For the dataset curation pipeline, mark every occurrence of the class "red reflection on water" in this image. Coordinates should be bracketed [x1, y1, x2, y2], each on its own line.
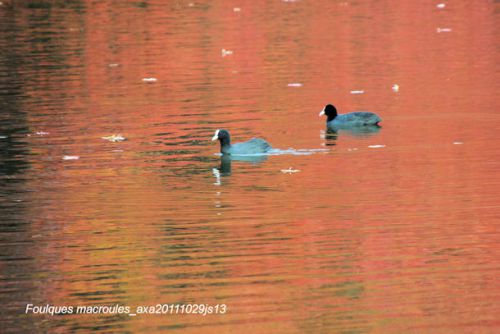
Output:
[4, 0, 498, 333]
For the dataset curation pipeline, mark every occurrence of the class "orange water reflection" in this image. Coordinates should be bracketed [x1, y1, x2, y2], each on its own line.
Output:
[0, 0, 498, 333]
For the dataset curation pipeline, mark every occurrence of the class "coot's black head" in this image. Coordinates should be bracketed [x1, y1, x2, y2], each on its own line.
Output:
[211, 129, 230, 142]
[212, 129, 231, 153]
[319, 104, 338, 121]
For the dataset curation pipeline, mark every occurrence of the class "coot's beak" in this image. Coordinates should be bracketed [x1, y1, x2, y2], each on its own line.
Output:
[211, 129, 219, 141]
[319, 109, 325, 116]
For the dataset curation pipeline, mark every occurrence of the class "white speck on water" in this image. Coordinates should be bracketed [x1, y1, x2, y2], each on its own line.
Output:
[281, 167, 300, 174]
[392, 84, 399, 92]
[0, 135, 7, 139]
[368, 145, 386, 148]
[108, 63, 119, 68]
[287, 83, 303, 87]
[350, 90, 365, 94]
[142, 77, 157, 83]
[347, 148, 358, 151]
[35, 131, 49, 136]
[437, 27, 452, 33]
[102, 134, 126, 142]
[112, 149, 124, 153]
[188, 2, 194, 7]
[453, 141, 464, 145]
[233, 7, 241, 12]
[436, 3, 446, 8]
[221, 49, 233, 57]
[62, 155, 80, 160]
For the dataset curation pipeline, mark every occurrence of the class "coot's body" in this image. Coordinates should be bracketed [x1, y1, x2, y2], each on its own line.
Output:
[320, 104, 381, 129]
[212, 129, 271, 155]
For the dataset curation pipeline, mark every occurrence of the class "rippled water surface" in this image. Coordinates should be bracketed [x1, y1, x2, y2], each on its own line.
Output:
[1, 1, 499, 333]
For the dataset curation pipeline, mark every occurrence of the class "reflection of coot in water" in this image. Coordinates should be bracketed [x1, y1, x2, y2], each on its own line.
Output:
[211, 129, 271, 155]
[320, 104, 382, 128]
[213, 154, 268, 186]
[217, 154, 268, 176]
[218, 155, 232, 176]
[324, 130, 338, 146]
[327, 125, 381, 137]
[322, 125, 380, 146]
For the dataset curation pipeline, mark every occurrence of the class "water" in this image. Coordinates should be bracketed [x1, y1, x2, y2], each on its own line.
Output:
[1, 1, 498, 333]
